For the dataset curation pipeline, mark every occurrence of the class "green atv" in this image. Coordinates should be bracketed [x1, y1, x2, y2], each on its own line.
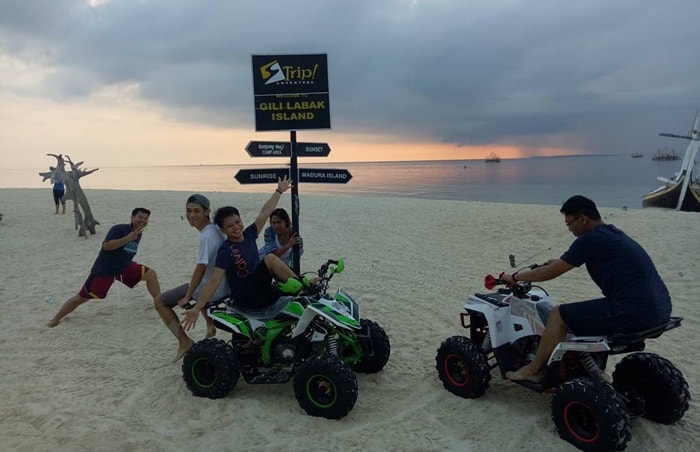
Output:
[182, 259, 390, 419]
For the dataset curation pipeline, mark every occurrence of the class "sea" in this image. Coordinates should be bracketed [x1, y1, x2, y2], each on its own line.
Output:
[0, 155, 686, 209]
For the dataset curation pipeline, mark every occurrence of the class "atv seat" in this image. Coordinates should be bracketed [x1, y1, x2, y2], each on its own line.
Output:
[607, 316, 682, 351]
[225, 296, 295, 320]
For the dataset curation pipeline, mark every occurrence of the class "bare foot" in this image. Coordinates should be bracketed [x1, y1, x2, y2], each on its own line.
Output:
[506, 364, 544, 383]
[46, 319, 59, 328]
[205, 326, 216, 339]
[173, 339, 194, 362]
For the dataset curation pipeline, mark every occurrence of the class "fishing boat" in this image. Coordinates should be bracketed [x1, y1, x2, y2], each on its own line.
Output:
[631, 152, 643, 158]
[484, 152, 501, 163]
[651, 146, 680, 161]
[642, 114, 700, 212]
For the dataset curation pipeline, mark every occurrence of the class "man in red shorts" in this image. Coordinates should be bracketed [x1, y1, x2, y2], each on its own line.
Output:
[47, 207, 161, 327]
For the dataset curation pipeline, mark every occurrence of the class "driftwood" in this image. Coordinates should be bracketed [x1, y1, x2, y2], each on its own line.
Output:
[39, 154, 100, 238]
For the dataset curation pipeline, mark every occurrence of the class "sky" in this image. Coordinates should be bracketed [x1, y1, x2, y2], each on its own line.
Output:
[1, 0, 699, 170]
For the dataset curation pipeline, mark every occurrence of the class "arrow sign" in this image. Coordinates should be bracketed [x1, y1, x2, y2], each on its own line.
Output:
[245, 141, 289, 157]
[234, 168, 290, 184]
[246, 141, 331, 157]
[297, 142, 331, 157]
[298, 168, 352, 184]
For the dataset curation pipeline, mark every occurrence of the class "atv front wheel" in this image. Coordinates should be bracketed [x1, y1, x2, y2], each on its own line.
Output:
[435, 336, 490, 398]
[612, 352, 690, 424]
[294, 353, 358, 419]
[182, 338, 240, 399]
[551, 379, 630, 452]
[351, 318, 391, 373]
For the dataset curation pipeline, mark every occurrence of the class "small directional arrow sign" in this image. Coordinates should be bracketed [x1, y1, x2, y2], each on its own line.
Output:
[297, 142, 331, 157]
[234, 168, 290, 184]
[298, 168, 352, 184]
[245, 141, 289, 157]
[246, 141, 331, 157]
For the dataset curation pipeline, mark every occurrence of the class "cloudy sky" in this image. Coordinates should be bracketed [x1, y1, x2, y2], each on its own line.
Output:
[1, 0, 699, 169]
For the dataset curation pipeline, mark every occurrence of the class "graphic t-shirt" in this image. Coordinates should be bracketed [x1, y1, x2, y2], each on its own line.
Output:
[215, 224, 260, 299]
[90, 224, 140, 276]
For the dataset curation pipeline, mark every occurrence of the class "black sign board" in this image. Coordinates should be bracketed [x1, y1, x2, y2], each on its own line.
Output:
[234, 168, 290, 184]
[299, 168, 352, 184]
[252, 54, 330, 131]
[246, 141, 331, 157]
[252, 54, 329, 95]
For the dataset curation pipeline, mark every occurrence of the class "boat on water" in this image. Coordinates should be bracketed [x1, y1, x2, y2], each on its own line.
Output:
[631, 152, 643, 158]
[484, 152, 501, 163]
[642, 114, 700, 212]
[651, 146, 680, 161]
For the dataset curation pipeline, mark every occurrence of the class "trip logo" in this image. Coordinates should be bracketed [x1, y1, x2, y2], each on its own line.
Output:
[259, 60, 320, 86]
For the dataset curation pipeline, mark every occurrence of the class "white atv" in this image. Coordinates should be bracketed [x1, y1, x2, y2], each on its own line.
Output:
[435, 267, 690, 451]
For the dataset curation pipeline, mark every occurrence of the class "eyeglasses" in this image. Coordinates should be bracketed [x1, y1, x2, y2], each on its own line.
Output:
[565, 216, 581, 227]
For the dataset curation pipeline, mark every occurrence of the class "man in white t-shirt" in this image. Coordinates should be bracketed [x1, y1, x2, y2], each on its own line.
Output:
[154, 194, 230, 361]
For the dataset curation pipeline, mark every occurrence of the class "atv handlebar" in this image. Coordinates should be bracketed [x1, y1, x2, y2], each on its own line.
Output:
[484, 262, 546, 291]
[316, 259, 344, 280]
[300, 258, 345, 297]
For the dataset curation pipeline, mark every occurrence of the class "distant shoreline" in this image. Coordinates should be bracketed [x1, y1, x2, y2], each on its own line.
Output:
[1, 153, 622, 171]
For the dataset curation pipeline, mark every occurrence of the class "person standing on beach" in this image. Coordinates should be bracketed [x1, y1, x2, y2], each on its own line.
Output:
[501, 195, 671, 383]
[47, 208, 161, 327]
[50, 167, 66, 214]
[259, 207, 304, 268]
[180, 177, 308, 332]
[154, 194, 230, 361]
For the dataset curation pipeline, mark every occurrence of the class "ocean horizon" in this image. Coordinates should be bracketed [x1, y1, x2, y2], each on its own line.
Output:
[1, 155, 686, 209]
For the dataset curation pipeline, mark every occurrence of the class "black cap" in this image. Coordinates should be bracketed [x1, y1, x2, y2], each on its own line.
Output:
[186, 194, 210, 209]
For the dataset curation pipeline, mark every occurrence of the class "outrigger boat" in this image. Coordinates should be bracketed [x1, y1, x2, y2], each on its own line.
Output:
[642, 114, 700, 212]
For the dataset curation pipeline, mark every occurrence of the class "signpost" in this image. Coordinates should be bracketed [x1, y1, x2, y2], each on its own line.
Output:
[245, 53, 346, 274]
[252, 54, 330, 131]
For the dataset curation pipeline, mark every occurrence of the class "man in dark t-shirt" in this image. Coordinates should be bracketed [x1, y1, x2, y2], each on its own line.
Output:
[47, 207, 161, 327]
[501, 195, 671, 383]
[180, 176, 308, 333]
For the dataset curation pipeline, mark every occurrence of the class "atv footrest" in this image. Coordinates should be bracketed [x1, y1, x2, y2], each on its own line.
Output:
[512, 379, 546, 393]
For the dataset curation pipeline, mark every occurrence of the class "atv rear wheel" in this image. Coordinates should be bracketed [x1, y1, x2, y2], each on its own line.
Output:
[435, 336, 490, 398]
[551, 379, 630, 451]
[351, 318, 391, 373]
[294, 353, 358, 419]
[182, 338, 240, 399]
[612, 352, 690, 424]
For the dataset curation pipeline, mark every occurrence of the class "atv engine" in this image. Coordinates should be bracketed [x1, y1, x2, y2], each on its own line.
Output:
[272, 338, 298, 364]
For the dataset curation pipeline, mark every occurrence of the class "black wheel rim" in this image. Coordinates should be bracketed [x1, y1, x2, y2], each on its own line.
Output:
[192, 358, 217, 388]
[563, 401, 600, 443]
[306, 374, 338, 408]
[444, 354, 469, 387]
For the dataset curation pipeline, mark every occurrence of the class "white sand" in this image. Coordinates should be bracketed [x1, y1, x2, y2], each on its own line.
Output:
[0, 188, 697, 451]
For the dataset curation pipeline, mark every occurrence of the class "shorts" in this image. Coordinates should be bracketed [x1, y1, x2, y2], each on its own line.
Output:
[79, 262, 149, 299]
[559, 298, 665, 336]
[235, 263, 283, 309]
[158, 283, 190, 308]
[53, 188, 65, 205]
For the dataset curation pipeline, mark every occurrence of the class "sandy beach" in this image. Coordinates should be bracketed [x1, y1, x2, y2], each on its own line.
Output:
[0, 187, 697, 451]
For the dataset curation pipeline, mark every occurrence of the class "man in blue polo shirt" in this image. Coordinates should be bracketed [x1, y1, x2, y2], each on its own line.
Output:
[501, 195, 671, 383]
